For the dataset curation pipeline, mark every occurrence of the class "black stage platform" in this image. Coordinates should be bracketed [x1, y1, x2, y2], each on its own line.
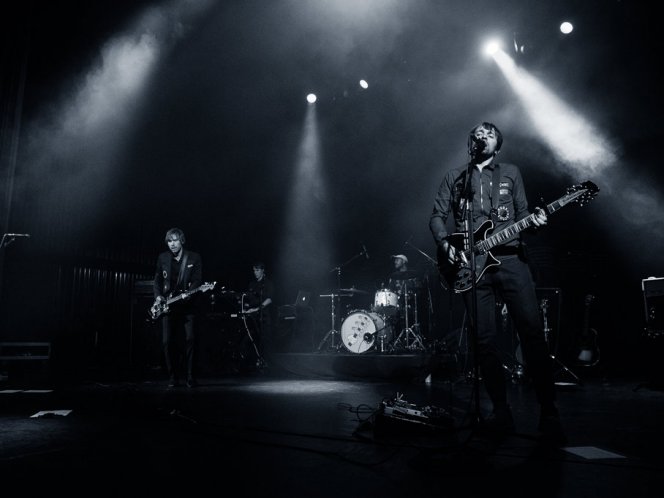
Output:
[2, 350, 664, 497]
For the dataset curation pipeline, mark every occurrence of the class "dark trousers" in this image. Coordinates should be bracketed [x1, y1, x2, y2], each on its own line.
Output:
[463, 255, 556, 412]
[161, 313, 196, 381]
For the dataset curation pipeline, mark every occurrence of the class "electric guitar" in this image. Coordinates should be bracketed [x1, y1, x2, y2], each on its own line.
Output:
[149, 281, 216, 320]
[437, 180, 599, 293]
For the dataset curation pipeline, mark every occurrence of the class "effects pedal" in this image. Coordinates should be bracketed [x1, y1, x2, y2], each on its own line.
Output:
[375, 393, 454, 435]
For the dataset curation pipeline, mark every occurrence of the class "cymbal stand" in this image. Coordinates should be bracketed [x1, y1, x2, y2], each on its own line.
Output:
[317, 292, 349, 352]
[392, 280, 426, 351]
[317, 248, 366, 353]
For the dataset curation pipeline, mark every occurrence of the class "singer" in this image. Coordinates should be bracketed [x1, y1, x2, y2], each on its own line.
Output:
[429, 121, 565, 445]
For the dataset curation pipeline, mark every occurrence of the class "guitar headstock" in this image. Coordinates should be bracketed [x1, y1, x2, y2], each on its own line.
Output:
[201, 281, 217, 293]
[565, 180, 599, 206]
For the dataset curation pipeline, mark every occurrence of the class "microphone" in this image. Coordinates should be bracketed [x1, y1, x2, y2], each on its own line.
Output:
[5, 233, 30, 237]
[362, 244, 369, 259]
[470, 136, 485, 153]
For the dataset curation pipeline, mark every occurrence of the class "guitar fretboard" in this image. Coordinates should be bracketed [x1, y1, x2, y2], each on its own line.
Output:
[476, 197, 573, 253]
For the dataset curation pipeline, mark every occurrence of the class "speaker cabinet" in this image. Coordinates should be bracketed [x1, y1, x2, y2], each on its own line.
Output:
[643, 277, 664, 338]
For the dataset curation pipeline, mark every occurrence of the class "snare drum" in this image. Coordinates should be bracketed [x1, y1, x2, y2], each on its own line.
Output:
[340, 310, 393, 354]
[373, 289, 398, 316]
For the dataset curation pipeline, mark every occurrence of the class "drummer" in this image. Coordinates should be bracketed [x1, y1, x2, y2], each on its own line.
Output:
[387, 254, 419, 293]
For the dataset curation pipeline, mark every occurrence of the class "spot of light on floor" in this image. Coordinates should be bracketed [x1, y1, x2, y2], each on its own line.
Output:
[234, 379, 363, 395]
[359, 79, 368, 89]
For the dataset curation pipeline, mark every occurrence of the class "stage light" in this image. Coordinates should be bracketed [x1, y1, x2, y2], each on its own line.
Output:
[306, 93, 317, 103]
[560, 21, 573, 34]
[359, 79, 368, 89]
[483, 39, 502, 56]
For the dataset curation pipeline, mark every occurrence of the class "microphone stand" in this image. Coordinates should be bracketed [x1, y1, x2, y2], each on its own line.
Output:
[462, 159, 482, 428]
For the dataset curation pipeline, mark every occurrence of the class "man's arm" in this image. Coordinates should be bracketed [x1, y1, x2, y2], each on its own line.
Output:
[430, 172, 459, 264]
[189, 252, 203, 288]
[153, 254, 165, 301]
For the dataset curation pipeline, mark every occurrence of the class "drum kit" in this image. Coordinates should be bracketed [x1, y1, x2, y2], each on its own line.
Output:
[317, 274, 426, 354]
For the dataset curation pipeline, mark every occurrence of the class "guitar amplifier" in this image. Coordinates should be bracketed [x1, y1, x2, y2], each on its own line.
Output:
[642, 277, 664, 337]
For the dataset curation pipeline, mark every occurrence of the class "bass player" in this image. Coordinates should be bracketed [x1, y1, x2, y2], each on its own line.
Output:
[153, 227, 203, 388]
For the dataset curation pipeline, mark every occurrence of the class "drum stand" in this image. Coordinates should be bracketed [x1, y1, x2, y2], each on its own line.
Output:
[317, 292, 349, 352]
[392, 281, 426, 351]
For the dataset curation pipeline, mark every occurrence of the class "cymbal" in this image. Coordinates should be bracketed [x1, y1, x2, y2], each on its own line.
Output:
[389, 270, 420, 280]
[338, 287, 369, 295]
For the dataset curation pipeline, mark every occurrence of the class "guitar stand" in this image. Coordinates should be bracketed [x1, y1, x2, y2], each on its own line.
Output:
[541, 297, 580, 386]
[551, 353, 581, 386]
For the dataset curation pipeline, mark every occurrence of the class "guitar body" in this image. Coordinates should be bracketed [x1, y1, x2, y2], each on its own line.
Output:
[435, 181, 599, 294]
[437, 219, 500, 293]
[149, 282, 216, 320]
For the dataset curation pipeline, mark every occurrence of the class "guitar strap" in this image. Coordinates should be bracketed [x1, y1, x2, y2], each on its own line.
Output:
[489, 163, 501, 223]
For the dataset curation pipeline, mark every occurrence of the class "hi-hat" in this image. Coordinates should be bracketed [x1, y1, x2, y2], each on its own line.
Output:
[338, 287, 369, 295]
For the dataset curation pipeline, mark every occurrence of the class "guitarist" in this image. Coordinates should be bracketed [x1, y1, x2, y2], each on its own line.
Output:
[153, 227, 203, 388]
[428, 122, 565, 445]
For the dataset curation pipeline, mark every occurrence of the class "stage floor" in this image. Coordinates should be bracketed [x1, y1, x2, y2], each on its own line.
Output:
[1, 357, 664, 497]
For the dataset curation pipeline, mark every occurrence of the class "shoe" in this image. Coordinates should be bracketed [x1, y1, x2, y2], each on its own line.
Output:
[538, 412, 567, 446]
[479, 405, 515, 435]
[168, 377, 180, 388]
[186, 378, 198, 388]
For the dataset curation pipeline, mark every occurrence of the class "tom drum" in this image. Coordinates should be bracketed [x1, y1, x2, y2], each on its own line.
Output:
[373, 289, 399, 317]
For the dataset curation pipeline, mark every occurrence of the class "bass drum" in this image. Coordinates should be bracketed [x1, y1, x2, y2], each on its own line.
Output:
[340, 310, 392, 354]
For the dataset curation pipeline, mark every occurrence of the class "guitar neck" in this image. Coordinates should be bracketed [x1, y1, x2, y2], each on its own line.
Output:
[167, 287, 201, 305]
[478, 198, 568, 253]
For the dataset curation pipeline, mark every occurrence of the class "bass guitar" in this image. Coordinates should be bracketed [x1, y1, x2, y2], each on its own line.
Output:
[149, 281, 216, 320]
[437, 180, 599, 293]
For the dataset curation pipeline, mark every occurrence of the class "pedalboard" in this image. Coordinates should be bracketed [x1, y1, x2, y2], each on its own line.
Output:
[375, 393, 454, 434]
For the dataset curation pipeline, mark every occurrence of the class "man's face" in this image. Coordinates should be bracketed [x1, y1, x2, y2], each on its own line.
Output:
[394, 257, 405, 270]
[167, 236, 183, 255]
[253, 267, 265, 280]
[471, 125, 499, 155]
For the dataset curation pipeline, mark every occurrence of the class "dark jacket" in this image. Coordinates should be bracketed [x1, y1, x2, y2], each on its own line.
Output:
[153, 250, 203, 299]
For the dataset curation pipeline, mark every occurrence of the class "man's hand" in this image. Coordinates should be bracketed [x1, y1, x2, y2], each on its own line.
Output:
[533, 207, 548, 227]
[440, 240, 458, 265]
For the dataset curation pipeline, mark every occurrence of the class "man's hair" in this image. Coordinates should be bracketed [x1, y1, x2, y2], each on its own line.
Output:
[468, 121, 503, 152]
[252, 262, 265, 270]
[165, 228, 186, 244]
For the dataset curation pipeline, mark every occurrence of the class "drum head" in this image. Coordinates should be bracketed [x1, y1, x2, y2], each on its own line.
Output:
[341, 310, 386, 354]
[374, 289, 399, 316]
